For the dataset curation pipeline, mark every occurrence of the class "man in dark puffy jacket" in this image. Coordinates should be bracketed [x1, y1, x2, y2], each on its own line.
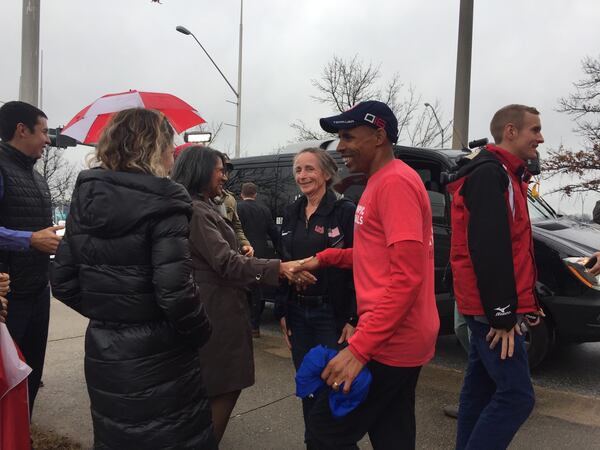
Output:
[447, 104, 545, 449]
[0, 101, 64, 416]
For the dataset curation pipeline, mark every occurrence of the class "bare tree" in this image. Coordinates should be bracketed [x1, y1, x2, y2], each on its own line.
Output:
[35, 146, 77, 210]
[408, 99, 452, 148]
[289, 120, 330, 141]
[291, 55, 451, 148]
[203, 121, 224, 146]
[542, 144, 600, 195]
[542, 56, 600, 195]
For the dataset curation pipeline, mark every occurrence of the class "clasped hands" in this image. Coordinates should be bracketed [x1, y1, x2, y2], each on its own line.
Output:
[0, 273, 9, 323]
[279, 256, 319, 288]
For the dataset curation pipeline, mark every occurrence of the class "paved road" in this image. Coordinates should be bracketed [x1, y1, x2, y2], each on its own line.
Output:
[34, 300, 600, 449]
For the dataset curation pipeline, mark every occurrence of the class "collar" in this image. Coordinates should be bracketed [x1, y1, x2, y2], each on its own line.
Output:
[0, 142, 38, 169]
[294, 189, 337, 218]
[485, 144, 528, 179]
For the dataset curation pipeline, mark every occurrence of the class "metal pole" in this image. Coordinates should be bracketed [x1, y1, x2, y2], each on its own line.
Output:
[451, 0, 474, 149]
[235, 0, 243, 158]
[40, 49, 43, 109]
[424, 103, 444, 147]
[19, 0, 41, 106]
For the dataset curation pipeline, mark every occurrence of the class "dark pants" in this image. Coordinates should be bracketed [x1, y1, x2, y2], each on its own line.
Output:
[5, 286, 51, 417]
[288, 301, 340, 447]
[306, 361, 421, 450]
[456, 316, 535, 450]
[248, 283, 263, 331]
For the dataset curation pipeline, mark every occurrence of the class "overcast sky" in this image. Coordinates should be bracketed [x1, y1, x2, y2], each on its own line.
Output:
[2, 0, 599, 214]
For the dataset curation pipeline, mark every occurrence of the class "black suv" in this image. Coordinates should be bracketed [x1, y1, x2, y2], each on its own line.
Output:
[227, 140, 600, 368]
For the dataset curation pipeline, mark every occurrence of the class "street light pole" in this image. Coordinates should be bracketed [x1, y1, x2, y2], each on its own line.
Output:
[19, 0, 41, 106]
[452, 0, 474, 149]
[235, 0, 243, 158]
[177, 2, 243, 158]
[424, 103, 444, 148]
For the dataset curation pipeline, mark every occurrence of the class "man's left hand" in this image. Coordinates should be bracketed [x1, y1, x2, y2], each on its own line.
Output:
[588, 252, 600, 275]
[241, 245, 254, 257]
[321, 347, 364, 394]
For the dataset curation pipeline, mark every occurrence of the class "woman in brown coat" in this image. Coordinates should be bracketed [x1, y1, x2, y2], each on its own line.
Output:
[171, 146, 312, 443]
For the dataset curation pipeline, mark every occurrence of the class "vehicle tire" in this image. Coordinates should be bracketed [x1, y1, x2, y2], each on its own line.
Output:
[522, 318, 555, 369]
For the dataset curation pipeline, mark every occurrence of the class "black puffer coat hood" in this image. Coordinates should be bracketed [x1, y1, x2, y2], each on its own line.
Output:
[73, 168, 192, 236]
[51, 168, 215, 450]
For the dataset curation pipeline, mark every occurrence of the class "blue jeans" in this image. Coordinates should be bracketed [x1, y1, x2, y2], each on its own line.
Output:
[456, 316, 535, 450]
[288, 301, 340, 447]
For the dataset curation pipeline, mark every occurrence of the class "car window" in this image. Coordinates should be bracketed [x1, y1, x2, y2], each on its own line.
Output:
[334, 163, 447, 222]
[277, 164, 301, 201]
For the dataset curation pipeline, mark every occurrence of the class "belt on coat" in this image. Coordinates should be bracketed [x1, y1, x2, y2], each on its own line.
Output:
[193, 268, 246, 289]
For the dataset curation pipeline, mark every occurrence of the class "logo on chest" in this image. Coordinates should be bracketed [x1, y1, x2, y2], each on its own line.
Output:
[355, 205, 365, 225]
[328, 227, 340, 238]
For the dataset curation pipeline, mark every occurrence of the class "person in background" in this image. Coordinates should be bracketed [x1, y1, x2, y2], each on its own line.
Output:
[277, 147, 357, 449]
[295, 101, 439, 449]
[0, 101, 63, 417]
[220, 154, 254, 256]
[171, 146, 313, 444]
[237, 182, 280, 337]
[447, 104, 545, 449]
[593, 200, 600, 225]
[51, 109, 216, 449]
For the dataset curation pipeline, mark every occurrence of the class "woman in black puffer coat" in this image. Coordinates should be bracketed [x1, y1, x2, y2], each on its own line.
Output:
[50, 109, 215, 450]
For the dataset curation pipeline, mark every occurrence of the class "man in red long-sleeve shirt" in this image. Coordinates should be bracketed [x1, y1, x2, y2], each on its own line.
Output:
[296, 101, 440, 449]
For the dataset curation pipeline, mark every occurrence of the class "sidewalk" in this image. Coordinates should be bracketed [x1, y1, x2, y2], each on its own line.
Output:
[34, 300, 600, 449]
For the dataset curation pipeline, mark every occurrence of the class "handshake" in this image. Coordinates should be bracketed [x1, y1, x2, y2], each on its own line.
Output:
[0, 273, 9, 323]
[279, 256, 321, 289]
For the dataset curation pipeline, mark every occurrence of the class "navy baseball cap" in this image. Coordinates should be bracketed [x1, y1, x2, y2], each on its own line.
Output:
[319, 100, 399, 143]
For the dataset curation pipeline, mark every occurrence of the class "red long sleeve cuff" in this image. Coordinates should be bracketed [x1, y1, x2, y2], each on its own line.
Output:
[316, 247, 353, 269]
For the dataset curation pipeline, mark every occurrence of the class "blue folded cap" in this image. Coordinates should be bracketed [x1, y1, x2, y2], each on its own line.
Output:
[295, 345, 372, 418]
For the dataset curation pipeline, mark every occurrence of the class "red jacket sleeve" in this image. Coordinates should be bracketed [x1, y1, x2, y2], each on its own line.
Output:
[347, 240, 425, 364]
[316, 247, 353, 269]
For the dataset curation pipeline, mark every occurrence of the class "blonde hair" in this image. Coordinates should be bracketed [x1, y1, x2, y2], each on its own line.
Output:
[93, 108, 174, 177]
[293, 147, 339, 187]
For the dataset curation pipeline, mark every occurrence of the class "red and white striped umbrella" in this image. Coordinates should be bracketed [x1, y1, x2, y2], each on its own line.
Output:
[61, 90, 206, 144]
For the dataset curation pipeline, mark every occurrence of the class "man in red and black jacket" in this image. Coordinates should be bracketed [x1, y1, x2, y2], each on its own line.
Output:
[448, 104, 545, 450]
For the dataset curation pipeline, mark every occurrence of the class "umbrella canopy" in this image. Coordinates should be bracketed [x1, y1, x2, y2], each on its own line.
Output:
[61, 90, 206, 144]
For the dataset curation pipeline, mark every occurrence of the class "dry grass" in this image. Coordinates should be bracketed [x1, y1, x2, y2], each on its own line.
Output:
[31, 425, 83, 450]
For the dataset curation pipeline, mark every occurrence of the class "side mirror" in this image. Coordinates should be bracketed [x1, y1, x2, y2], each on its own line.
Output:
[527, 151, 541, 176]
